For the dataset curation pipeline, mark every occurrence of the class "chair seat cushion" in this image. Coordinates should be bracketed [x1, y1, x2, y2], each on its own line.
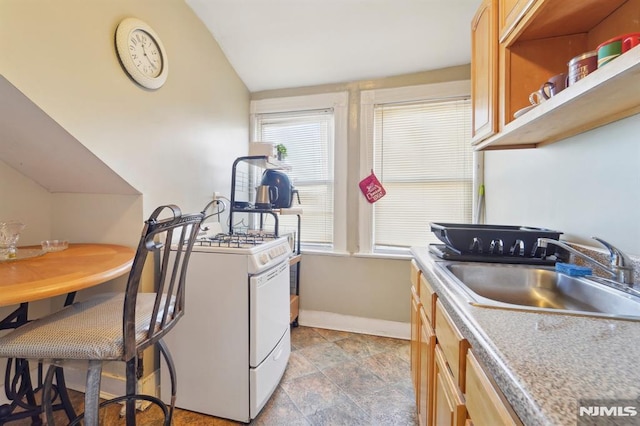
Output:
[0, 293, 172, 361]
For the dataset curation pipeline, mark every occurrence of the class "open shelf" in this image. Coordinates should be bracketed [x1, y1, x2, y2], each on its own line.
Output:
[474, 45, 640, 150]
[233, 155, 291, 171]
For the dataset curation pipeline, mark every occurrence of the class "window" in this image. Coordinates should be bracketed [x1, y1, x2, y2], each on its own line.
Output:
[250, 92, 348, 252]
[254, 109, 334, 245]
[360, 81, 476, 254]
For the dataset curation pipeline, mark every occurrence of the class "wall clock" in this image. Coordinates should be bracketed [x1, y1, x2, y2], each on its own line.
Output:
[115, 18, 168, 89]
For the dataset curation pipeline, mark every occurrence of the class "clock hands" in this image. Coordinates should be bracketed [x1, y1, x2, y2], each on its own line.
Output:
[141, 43, 158, 70]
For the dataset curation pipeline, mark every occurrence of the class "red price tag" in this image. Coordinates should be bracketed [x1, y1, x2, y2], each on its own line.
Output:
[359, 171, 386, 203]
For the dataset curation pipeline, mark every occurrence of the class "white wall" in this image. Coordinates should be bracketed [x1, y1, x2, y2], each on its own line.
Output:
[485, 114, 640, 256]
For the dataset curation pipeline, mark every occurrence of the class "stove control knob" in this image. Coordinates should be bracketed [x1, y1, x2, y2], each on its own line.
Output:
[260, 253, 270, 264]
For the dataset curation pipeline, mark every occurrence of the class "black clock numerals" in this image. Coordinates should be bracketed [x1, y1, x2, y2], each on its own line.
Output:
[126, 30, 161, 77]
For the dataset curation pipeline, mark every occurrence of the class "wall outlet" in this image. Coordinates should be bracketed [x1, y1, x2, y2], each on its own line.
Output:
[213, 192, 222, 200]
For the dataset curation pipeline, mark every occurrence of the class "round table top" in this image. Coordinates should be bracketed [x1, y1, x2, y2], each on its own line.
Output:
[0, 243, 135, 307]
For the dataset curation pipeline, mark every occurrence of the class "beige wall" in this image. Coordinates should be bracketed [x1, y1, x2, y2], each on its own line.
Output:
[1, 0, 250, 218]
[0, 0, 249, 293]
[0, 0, 250, 394]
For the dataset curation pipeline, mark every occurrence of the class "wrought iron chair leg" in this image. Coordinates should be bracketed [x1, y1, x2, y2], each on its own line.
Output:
[158, 339, 177, 422]
[54, 366, 77, 422]
[84, 360, 103, 426]
[125, 358, 137, 425]
[42, 365, 57, 426]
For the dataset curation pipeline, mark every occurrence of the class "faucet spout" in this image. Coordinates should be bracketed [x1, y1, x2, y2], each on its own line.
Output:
[537, 237, 635, 285]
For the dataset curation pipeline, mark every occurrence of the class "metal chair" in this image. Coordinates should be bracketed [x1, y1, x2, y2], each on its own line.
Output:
[0, 204, 204, 425]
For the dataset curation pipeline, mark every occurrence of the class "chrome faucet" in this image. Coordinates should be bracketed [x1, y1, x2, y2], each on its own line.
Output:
[536, 237, 635, 285]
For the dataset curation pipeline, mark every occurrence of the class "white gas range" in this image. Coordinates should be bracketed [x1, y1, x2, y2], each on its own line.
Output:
[162, 232, 292, 422]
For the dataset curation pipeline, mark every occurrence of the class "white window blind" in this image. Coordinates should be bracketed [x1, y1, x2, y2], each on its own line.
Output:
[255, 109, 334, 245]
[372, 97, 473, 249]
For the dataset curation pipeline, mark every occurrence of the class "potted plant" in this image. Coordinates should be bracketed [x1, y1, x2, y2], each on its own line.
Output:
[276, 144, 287, 161]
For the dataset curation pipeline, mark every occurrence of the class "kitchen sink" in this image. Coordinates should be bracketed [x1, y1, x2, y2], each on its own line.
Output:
[439, 262, 640, 321]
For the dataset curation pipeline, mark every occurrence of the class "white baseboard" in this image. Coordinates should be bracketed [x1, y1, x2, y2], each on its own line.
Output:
[298, 309, 410, 340]
[63, 364, 159, 408]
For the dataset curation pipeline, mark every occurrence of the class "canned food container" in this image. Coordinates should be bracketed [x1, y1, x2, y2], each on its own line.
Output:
[597, 33, 640, 68]
[567, 51, 597, 86]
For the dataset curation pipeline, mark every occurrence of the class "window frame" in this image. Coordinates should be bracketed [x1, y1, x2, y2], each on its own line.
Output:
[358, 80, 482, 255]
[250, 92, 349, 253]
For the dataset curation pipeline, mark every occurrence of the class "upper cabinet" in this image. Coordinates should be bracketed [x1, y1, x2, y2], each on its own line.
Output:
[499, 0, 537, 42]
[471, 0, 498, 143]
[472, 0, 640, 150]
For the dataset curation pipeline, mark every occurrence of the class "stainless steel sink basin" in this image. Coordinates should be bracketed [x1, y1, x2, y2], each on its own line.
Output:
[439, 262, 640, 320]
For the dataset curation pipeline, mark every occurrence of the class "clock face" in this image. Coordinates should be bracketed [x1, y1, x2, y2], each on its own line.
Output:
[128, 29, 163, 78]
[115, 18, 168, 89]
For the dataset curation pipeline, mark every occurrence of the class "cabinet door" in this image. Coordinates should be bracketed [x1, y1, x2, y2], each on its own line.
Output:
[471, 0, 498, 143]
[419, 274, 437, 326]
[419, 309, 435, 426]
[411, 260, 421, 294]
[435, 300, 469, 392]
[465, 351, 522, 426]
[411, 286, 421, 407]
[499, 0, 537, 41]
[433, 346, 466, 426]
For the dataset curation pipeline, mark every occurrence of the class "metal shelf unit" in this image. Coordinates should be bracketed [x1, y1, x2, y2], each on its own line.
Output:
[229, 155, 302, 325]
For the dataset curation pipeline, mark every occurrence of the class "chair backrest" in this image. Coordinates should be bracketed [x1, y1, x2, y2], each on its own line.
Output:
[122, 205, 204, 360]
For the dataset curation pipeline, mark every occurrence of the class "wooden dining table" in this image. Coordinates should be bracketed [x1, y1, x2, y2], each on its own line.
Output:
[0, 243, 135, 307]
[0, 243, 135, 424]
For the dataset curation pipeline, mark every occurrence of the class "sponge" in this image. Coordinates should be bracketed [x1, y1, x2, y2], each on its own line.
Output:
[555, 262, 592, 277]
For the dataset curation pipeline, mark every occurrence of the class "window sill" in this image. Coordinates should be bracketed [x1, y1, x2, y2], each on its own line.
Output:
[353, 251, 412, 260]
[299, 247, 412, 260]
[300, 248, 350, 257]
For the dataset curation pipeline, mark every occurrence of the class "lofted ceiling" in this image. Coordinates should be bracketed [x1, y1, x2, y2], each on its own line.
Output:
[186, 0, 482, 93]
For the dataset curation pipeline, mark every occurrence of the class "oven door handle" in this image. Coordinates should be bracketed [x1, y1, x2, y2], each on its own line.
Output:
[272, 345, 285, 361]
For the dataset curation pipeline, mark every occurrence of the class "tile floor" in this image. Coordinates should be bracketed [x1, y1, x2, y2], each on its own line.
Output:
[11, 326, 417, 425]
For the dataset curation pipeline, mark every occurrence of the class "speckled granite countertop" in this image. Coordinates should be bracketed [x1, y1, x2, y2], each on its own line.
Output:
[411, 246, 640, 426]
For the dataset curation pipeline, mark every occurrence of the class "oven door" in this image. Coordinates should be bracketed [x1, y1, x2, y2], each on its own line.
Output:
[249, 260, 290, 367]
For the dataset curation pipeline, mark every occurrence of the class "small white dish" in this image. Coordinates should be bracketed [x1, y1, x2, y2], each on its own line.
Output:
[513, 105, 536, 119]
[41, 240, 69, 252]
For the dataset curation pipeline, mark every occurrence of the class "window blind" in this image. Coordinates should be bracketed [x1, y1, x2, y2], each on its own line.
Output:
[255, 109, 334, 245]
[372, 98, 472, 249]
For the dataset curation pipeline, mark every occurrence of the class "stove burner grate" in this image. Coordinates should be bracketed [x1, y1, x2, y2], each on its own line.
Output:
[195, 232, 278, 248]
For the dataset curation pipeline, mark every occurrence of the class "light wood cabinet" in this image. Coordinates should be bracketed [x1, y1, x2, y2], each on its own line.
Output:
[433, 346, 466, 426]
[435, 300, 469, 392]
[410, 263, 523, 425]
[411, 264, 436, 426]
[420, 274, 437, 326]
[465, 351, 523, 426]
[471, 0, 498, 143]
[472, 0, 640, 150]
[411, 260, 421, 294]
[499, 0, 536, 41]
[411, 286, 422, 406]
[419, 309, 436, 426]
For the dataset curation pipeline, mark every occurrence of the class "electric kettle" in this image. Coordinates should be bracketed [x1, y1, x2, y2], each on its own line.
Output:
[255, 185, 278, 209]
